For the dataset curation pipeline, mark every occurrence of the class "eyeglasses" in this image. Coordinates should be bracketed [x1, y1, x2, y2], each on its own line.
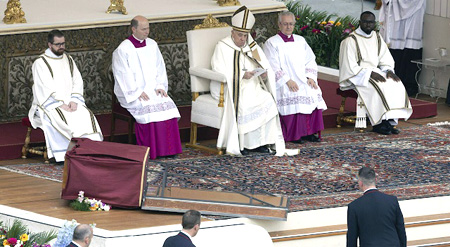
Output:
[52, 42, 66, 47]
[281, 22, 295, 27]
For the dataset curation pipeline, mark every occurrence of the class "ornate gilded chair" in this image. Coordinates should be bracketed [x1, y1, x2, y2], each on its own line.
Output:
[185, 15, 231, 154]
[21, 117, 49, 163]
[336, 88, 365, 132]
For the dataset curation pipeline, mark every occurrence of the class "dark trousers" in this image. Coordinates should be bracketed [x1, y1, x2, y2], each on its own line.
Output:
[390, 48, 423, 96]
[446, 78, 450, 105]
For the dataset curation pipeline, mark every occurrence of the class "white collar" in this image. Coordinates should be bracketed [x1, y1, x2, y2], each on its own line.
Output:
[132, 34, 145, 43]
[44, 48, 63, 58]
[363, 187, 377, 193]
[181, 230, 193, 241]
[355, 27, 374, 38]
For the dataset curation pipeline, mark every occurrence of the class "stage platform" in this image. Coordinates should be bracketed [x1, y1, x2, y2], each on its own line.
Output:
[1, 165, 450, 247]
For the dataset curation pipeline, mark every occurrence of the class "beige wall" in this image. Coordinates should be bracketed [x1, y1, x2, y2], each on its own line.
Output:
[419, 1, 450, 98]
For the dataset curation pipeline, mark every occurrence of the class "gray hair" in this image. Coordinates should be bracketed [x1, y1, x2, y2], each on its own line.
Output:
[72, 224, 93, 242]
[358, 167, 376, 186]
[278, 11, 295, 24]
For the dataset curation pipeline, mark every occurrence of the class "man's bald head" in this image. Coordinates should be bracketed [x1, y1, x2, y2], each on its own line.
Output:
[131, 15, 150, 40]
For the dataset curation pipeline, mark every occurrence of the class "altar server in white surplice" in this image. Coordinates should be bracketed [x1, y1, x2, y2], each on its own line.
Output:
[339, 11, 412, 135]
[112, 15, 182, 159]
[379, 0, 426, 96]
[29, 30, 103, 162]
[211, 6, 298, 156]
[264, 11, 327, 144]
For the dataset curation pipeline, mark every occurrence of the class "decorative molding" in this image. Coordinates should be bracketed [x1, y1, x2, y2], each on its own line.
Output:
[217, 0, 241, 7]
[106, 0, 128, 15]
[3, 0, 26, 24]
[194, 14, 229, 30]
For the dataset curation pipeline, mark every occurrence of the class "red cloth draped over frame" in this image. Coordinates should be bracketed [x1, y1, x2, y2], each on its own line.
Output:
[62, 138, 149, 208]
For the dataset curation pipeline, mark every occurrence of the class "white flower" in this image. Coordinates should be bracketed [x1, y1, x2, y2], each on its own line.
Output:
[103, 205, 111, 211]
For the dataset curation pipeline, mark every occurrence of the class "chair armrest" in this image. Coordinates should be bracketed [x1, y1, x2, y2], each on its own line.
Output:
[189, 67, 227, 82]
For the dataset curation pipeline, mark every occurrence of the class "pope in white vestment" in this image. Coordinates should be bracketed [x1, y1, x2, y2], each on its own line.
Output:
[339, 11, 412, 135]
[29, 30, 103, 162]
[112, 15, 182, 159]
[264, 11, 327, 143]
[211, 6, 297, 156]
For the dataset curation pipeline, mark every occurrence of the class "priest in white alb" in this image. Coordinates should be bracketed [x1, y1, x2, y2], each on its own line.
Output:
[112, 15, 182, 159]
[339, 11, 412, 135]
[264, 11, 327, 144]
[29, 30, 103, 163]
[211, 6, 298, 156]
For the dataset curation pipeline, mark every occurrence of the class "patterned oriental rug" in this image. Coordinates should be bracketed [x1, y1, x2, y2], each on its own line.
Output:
[1, 125, 449, 212]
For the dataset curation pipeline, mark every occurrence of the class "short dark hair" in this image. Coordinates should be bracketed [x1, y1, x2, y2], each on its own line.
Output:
[131, 18, 139, 28]
[360, 11, 375, 20]
[48, 29, 64, 44]
[182, 210, 201, 230]
[72, 224, 92, 242]
[358, 166, 376, 186]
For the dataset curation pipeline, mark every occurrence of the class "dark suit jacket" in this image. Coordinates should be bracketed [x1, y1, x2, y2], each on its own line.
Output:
[66, 242, 78, 247]
[162, 232, 195, 247]
[346, 189, 407, 247]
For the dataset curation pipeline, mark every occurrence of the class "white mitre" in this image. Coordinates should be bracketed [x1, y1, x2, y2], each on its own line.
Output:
[231, 6, 255, 33]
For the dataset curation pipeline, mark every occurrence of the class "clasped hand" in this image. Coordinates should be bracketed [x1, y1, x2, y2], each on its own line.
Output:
[371, 70, 400, 82]
[287, 78, 317, 92]
[59, 101, 78, 112]
[243, 70, 267, 80]
[138, 89, 168, 101]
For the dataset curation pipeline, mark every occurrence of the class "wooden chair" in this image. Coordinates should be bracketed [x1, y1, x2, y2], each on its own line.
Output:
[185, 15, 230, 154]
[336, 88, 365, 132]
[21, 117, 49, 163]
[110, 71, 135, 144]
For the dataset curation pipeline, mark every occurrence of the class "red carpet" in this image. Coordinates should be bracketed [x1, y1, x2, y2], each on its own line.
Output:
[0, 81, 437, 160]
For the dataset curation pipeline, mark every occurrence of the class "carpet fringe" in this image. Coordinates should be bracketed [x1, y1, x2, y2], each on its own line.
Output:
[0, 166, 62, 183]
[427, 121, 450, 127]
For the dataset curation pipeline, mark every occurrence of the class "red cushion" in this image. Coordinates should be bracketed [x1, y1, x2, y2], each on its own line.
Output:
[336, 88, 358, 98]
[22, 117, 32, 127]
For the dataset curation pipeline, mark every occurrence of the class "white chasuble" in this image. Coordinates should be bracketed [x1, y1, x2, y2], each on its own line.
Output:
[339, 28, 412, 127]
[211, 36, 298, 156]
[29, 49, 103, 161]
[112, 38, 180, 124]
[264, 34, 327, 116]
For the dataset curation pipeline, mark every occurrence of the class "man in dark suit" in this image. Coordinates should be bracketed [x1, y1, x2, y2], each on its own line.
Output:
[163, 210, 201, 247]
[66, 224, 93, 247]
[347, 167, 407, 247]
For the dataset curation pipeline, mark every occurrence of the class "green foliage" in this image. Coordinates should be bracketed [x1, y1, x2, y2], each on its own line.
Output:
[0, 219, 56, 247]
[70, 200, 91, 211]
[286, 1, 359, 68]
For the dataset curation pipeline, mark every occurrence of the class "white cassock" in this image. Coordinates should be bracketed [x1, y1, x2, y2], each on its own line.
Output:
[379, 0, 426, 49]
[112, 38, 180, 124]
[211, 36, 298, 156]
[339, 27, 413, 127]
[263, 34, 327, 116]
[28, 49, 103, 162]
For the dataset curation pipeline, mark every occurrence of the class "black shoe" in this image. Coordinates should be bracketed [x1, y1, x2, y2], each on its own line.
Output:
[241, 149, 250, 155]
[292, 138, 304, 144]
[390, 126, 400, 134]
[301, 134, 321, 142]
[253, 146, 271, 153]
[385, 120, 400, 134]
[372, 122, 391, 135]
